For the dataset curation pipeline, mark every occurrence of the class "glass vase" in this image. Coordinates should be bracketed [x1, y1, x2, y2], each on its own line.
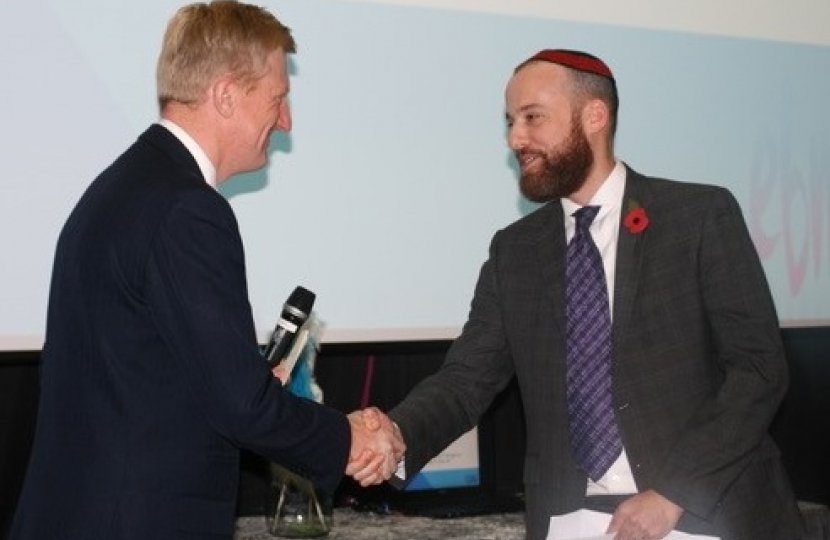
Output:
[267, 463, 332, 538]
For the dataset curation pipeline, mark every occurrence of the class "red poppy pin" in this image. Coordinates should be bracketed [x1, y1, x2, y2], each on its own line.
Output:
[623, 200, 649, 234]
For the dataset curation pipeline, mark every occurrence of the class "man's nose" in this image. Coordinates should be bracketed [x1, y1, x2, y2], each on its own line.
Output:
[275, 100, 292, 133]
[507, 124, 526, 152]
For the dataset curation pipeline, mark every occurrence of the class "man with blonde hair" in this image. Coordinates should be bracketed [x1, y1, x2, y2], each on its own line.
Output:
[9, 2, 402, 539]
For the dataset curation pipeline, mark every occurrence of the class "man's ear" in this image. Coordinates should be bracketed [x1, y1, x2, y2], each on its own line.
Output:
[211, 76, 235, 118]
[582, 99, 609, 136]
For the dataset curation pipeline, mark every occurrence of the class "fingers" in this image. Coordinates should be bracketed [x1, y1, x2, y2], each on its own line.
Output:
[271, 364, 290, 385]
[361, 407, 383, 431]
[346, 449, 386, 485]
[360, 407, 406, 461]
[346, 408, 407, 486]
[349, 452, 387, 486]
[388, 421, 405, 461]
[606, 490, 683, 540]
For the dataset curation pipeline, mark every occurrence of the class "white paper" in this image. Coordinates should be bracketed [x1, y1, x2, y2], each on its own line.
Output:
[276, 327, 310, 383]
[546, 509, 720, 540]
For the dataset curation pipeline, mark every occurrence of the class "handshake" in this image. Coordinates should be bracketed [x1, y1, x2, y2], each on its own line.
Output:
[271, 363, 405, 486]
[345, 407, 406, 487]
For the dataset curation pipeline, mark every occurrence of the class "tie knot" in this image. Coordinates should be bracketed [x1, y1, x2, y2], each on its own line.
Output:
[574, 205, 600, 232]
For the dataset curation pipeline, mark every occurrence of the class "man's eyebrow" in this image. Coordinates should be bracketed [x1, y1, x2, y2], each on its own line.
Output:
[506, 103, 543, 119]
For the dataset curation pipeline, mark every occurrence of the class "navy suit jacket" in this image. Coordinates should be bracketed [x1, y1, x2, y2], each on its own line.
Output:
[11, 125, 350, 540]
[391, 166, 804, 540]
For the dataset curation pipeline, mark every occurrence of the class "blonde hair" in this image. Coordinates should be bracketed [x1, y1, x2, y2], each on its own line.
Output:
[157, 0, 296, 108]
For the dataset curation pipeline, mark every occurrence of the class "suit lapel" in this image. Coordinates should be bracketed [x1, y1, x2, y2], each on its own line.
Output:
[534, 201, 568, 340]
[613, 167, 651, 352]
[528, 167, 653, 355]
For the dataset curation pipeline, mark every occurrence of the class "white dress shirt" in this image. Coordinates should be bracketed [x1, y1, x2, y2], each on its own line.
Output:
[158, 119, 217, 188]
[562, 161, 639, 496]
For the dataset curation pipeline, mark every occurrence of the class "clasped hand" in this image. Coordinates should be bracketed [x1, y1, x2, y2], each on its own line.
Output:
[271, 365, 404, 487]
[345, 407, 405, 486]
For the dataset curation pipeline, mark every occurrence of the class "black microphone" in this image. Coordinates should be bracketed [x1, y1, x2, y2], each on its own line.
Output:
[263, 286, 316, 367]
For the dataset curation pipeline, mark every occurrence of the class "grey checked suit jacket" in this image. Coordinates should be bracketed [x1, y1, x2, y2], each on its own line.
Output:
[391, 165, 804, 540]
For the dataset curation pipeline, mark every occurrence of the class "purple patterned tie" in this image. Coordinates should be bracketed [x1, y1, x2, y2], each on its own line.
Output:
[566, 205, 622, 481]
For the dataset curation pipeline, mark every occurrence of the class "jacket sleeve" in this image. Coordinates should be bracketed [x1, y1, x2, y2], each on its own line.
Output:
[649, 187, 789, 519]
[390, 230, 515, 479]
[145, 188, 349, 495]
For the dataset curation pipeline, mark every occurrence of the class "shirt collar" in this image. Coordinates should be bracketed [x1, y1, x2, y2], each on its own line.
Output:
[562, 161, 626, 220]
[158, 119, 218, 188]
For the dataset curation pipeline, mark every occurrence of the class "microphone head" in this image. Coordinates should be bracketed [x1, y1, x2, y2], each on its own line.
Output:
[286, 286, 316, 315]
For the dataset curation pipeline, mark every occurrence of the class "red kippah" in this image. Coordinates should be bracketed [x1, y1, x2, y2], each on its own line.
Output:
[523, 49, 614, 80]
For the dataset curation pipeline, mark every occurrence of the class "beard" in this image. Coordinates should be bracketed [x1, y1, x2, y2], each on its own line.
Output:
[517, 118, 594, 203]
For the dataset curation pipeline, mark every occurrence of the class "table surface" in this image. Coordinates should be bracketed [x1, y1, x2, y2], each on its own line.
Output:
[235, 508, 525, 540]
[236, 503, 830, 540]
